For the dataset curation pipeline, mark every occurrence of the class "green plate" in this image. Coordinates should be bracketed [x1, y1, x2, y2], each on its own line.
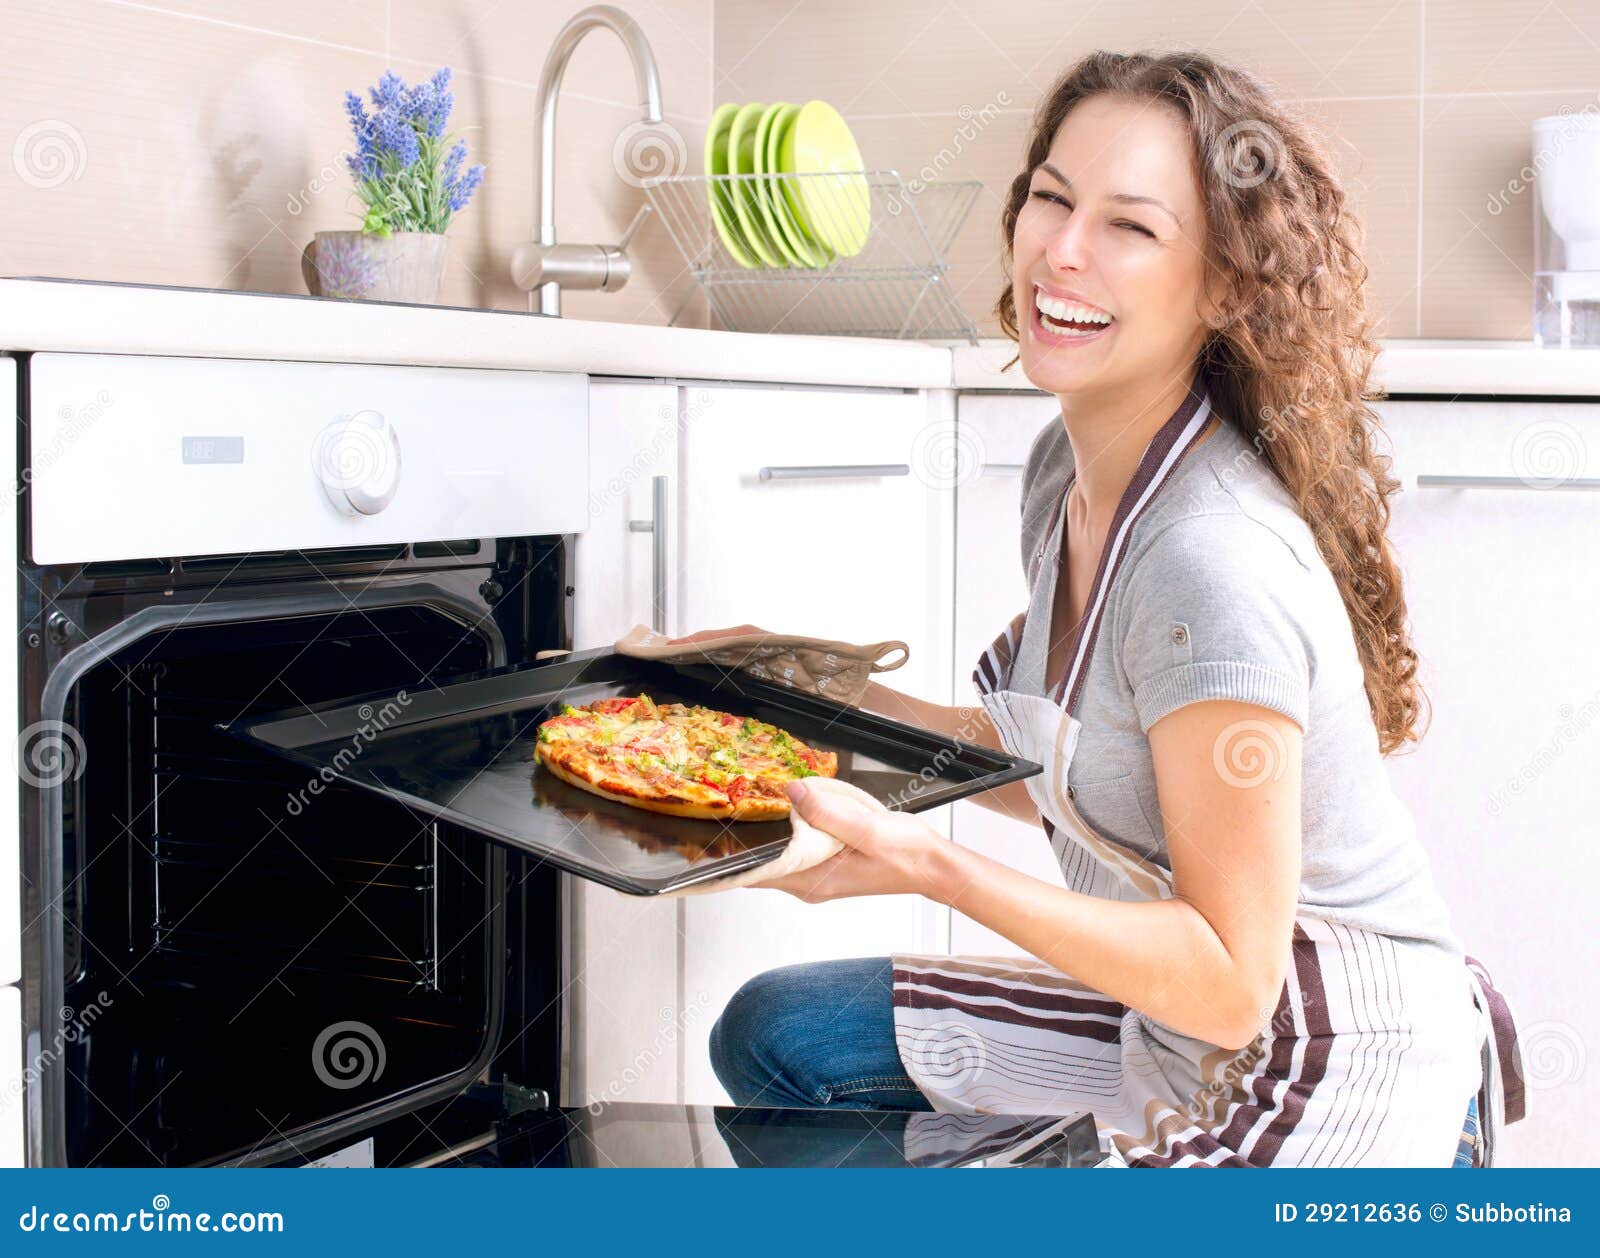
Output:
[751, 102, 801, 267]
[727, 102, 789, 269]
[779, 100, 870, 257]
[759, 103, 832, 269]
[704, 102, 757, 269]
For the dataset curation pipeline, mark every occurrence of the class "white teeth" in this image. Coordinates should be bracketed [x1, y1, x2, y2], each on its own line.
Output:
[1033, 288, 1113, 325]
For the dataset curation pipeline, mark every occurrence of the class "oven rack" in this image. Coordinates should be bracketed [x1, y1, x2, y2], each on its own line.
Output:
[147, 686, 449, 992]
[642, 170, 981, 342]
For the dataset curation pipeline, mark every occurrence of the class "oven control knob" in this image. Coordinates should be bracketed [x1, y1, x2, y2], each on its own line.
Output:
[315, 409, 402, 516]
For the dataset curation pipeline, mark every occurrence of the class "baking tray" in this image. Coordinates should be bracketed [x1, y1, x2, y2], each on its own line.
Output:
[220, 646, 1041, 895]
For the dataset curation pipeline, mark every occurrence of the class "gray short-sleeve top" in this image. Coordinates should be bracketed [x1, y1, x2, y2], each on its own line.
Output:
[1012, 403, 1463, 956]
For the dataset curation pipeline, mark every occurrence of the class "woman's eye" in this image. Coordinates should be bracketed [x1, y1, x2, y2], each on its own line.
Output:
[1029, 192, 1154, 239]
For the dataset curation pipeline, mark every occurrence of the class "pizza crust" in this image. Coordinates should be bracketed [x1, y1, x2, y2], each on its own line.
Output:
[535, 743, 794, 822]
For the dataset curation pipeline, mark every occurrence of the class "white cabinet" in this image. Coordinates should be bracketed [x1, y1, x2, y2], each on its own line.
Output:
[566, 379, 683, 1106]
[573, 378, 680, 646]
[674, 383, 955, 1101]
[1376, 399, 1600, 1168]
[1, 985, 19, 1167]
[677, 384, 953, 702]
[950, 393, 1068, 956]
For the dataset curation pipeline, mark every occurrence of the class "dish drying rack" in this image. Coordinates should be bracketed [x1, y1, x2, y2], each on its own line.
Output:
[642, 170, 982, 343]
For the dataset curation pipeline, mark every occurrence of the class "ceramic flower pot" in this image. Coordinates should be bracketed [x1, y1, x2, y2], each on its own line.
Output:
[301, 230, 449, 304]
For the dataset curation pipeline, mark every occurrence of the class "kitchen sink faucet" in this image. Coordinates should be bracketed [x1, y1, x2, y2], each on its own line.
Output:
[511, 4, 664, 315]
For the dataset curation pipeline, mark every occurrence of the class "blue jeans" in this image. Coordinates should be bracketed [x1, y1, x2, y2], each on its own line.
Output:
[709, 955, 934, 1111]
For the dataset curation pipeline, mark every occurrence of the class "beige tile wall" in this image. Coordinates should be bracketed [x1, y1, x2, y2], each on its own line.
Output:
[714, 0, 1600, 340]
[4, 2, 1595, 339]
[0, 0, 714, 324]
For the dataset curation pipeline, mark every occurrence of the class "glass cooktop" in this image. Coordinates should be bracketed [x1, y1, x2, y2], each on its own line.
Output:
[440, 1103, 1105, 1169]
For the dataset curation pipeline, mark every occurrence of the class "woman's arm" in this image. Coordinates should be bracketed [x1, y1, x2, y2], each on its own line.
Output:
[860, 679, 1039, 825]
[767, 696, 1302, 1051]
[928, 698, 1302, 1049]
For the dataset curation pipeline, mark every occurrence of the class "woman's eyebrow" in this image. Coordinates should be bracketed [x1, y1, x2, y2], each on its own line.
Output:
[1035, 162, 1180, 225]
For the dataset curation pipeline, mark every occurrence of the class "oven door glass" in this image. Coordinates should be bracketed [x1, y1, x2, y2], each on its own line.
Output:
[44, 596, 513, 1168]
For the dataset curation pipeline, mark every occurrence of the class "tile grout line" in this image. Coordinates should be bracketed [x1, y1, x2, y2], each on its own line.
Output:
[1416, 0, 1427, 337]
[96, 0, 708, 125]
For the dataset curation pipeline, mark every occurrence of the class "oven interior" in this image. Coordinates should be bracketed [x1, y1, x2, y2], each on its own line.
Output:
[55, 596, 546, 1167]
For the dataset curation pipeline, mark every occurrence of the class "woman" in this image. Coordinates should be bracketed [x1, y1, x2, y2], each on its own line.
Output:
[691, 51, 1497, 1167]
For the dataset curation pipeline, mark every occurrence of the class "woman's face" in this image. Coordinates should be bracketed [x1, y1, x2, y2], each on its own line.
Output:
[1011, 92, 1219, 398]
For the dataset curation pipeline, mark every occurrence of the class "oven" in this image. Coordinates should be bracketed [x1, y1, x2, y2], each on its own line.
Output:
[4, 341, 1103, 1170]
[12, 351, 584, 1168]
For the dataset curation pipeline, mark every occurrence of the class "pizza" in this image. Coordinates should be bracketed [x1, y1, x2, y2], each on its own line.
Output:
[533, 693, 838, 821]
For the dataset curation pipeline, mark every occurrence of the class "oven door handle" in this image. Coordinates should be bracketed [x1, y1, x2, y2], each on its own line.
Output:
[626, 474, 669, 633]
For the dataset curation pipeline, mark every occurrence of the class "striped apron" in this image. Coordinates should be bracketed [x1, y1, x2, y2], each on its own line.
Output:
[891, 391, 1511, 1166]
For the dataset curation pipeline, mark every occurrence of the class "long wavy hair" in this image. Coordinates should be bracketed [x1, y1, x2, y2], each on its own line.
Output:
[996, 50, 1424, 754]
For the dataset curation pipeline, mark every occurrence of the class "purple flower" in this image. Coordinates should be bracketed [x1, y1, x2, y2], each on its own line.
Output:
[343, 90, 378, 181]
[341, 66, 481, 232]
[408, 67, 454, 139]
[368, 70, 408, 111]
[447, 162, 485, 212]
[442, 137, 466, 183]
[372, 102, 420, 168]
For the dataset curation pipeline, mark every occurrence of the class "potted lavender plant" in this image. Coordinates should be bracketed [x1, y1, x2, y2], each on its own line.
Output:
[302, 67, 486, 304]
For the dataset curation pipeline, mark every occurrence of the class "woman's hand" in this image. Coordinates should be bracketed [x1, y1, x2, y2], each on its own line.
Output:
[751, 776, 949, 903]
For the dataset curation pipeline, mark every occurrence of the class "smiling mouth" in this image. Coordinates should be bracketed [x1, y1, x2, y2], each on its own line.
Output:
[1033, 286, 1115, 338]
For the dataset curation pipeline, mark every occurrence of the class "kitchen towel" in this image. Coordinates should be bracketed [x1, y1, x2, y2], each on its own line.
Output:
[612, 624, 909, 709]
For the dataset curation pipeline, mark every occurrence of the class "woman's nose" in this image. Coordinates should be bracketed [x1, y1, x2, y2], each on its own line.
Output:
[1042, 213, 1092, 274]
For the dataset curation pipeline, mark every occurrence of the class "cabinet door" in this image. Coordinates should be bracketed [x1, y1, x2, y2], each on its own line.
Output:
[1, 985, 19, 1167]
[1377, 399, 1599, 1168]
[566, 380, 682, 1106]
[675, 384, 953, 1101]
[574, 379, 679, 647]
[951, 393, 1068, 956]
[677, 384, 952, 701]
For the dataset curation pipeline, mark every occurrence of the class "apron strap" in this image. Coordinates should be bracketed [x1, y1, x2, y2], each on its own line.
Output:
[1054, 389, 1215, 715]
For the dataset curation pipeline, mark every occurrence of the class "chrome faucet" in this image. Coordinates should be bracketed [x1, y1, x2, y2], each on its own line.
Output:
[511, 5, 664, 315]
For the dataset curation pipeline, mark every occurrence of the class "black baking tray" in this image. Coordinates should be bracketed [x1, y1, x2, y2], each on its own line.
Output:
[220, 646, 1042, 895]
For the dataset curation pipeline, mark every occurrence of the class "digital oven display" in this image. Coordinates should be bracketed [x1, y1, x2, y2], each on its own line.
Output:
[181, 435, 245, 463]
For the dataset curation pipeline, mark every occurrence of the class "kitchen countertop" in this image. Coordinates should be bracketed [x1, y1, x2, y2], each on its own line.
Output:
[2, 279, 1596, 397]
[950, 337, 1600, 397]
[0, 279, 950, 391]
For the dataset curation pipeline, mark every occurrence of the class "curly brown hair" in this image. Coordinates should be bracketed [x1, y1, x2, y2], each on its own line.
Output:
[995, 50, 1424, 755]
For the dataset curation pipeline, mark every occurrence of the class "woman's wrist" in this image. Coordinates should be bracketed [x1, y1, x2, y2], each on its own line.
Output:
[918, 828, 978, 908]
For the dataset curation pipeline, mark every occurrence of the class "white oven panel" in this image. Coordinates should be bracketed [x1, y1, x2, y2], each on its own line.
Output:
[27, 354, 588, 563]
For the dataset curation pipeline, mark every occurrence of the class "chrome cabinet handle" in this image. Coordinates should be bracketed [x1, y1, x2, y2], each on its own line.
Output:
[980, 462, 1025, 477]
[627, 474, 668, 632]
[758, 464, 911, 481]
[1416, 474, 1600, 491]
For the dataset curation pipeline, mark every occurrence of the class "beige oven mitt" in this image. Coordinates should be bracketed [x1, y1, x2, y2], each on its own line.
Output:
[612, 624, 909, 709]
